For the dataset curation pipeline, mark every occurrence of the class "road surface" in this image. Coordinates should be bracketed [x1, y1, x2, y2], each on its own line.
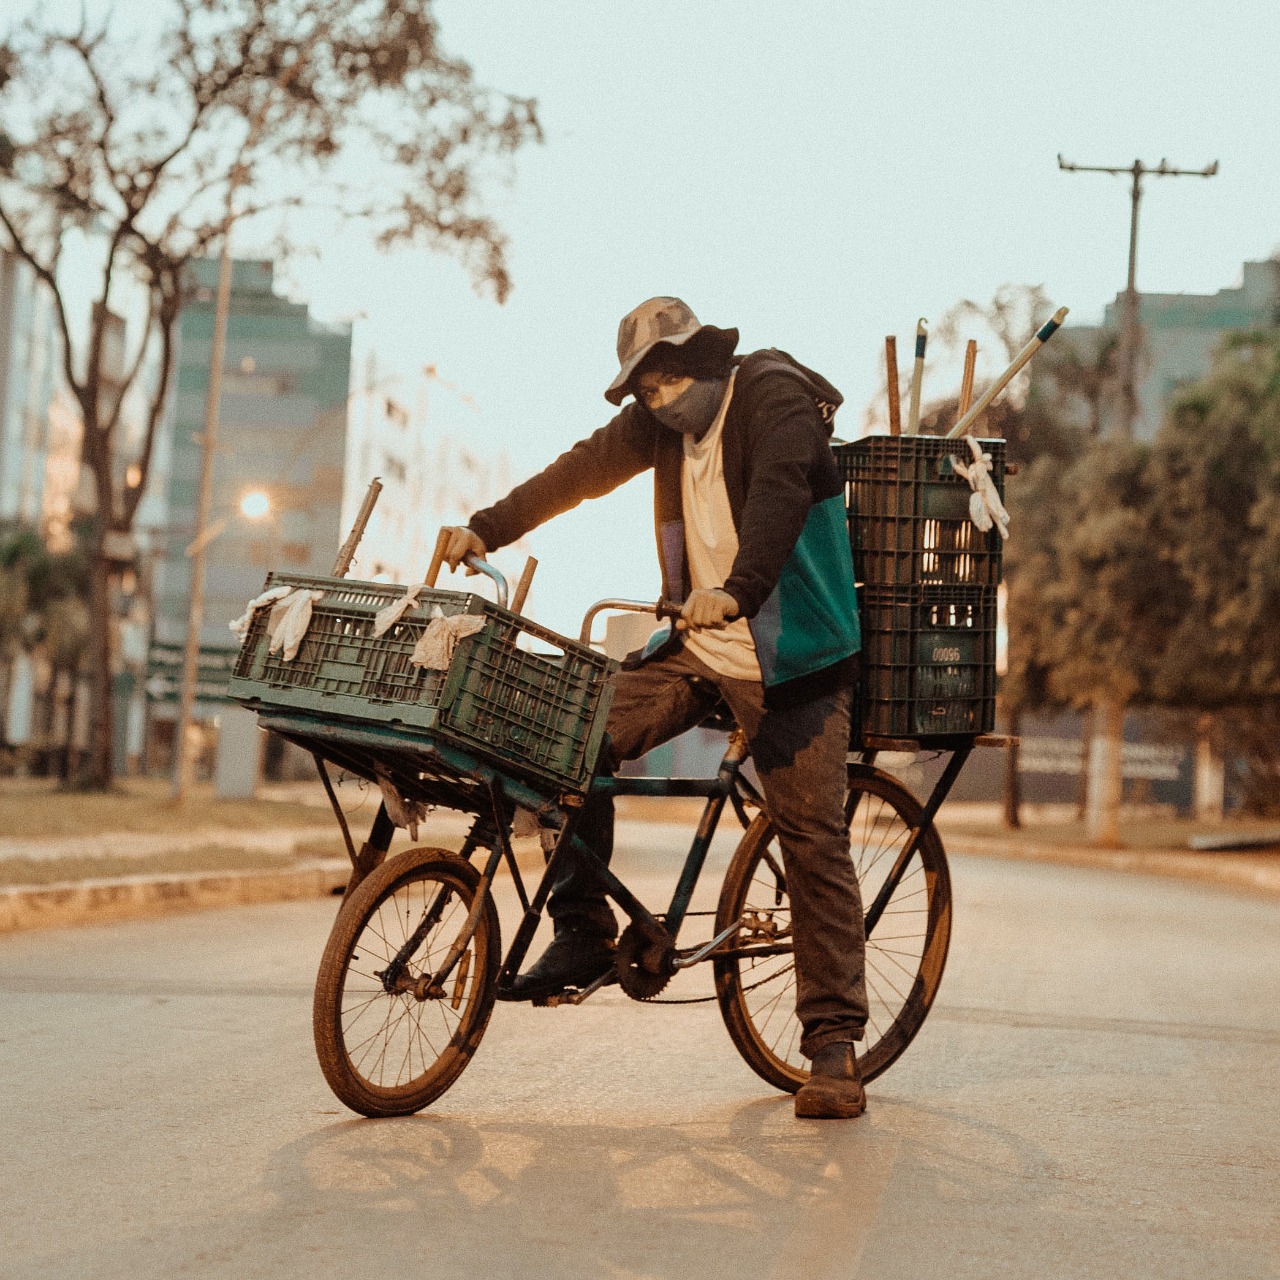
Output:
[2, 840, 1277, 1279]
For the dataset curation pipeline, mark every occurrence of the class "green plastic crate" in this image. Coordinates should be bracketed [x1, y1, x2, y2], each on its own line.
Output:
[228, 572, 616, 794]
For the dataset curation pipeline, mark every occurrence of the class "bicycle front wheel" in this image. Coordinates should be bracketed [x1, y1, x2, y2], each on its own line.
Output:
[714, 764, 952, 1092]
[313, 847, 500, 1117]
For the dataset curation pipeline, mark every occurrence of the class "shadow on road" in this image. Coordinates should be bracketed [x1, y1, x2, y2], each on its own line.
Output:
[248, 1097, 902, 1279]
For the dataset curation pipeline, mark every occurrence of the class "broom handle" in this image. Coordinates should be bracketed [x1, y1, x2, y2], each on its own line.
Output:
[885, 336, 902, 436]
[904, 319, 927, 436]
[425, 528, 449, 588]
[331, 478, 382, 578]
[958, 340, 977, 416]
[510, 556, 538, 615]
[945, 307, 1069, 440]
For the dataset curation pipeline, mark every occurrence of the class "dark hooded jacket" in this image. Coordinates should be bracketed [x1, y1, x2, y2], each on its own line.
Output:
[467, 349, 860, 701]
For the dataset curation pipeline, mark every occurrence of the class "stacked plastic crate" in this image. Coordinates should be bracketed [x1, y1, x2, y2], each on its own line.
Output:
[228, 572, 615, 796]
[837, 437, 1004, 740]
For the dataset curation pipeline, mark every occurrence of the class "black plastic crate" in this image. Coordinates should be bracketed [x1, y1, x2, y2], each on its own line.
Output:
[229, 572, 616, 794]
[857, 583, 997, 740]
[836, 436, 1005, 586]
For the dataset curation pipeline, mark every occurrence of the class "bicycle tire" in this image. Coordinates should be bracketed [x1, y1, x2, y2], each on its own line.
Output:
[714, 764, 951, 1093]
[313, 847, 500, 1117]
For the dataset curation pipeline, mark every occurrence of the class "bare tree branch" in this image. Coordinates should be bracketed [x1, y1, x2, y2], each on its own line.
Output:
[0, 0, 543, 786]
[0, 201, 85, 410]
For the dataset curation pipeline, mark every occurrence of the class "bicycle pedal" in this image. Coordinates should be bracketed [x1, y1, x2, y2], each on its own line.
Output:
[531, 969, 618, 1008]
[531, 991, 576, 1008]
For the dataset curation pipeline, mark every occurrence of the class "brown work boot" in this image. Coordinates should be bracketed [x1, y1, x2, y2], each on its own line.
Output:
[794, 1041, 866, 1119]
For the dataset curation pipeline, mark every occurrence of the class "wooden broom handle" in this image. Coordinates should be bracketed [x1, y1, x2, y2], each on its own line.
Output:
[510, 556, 538, 614]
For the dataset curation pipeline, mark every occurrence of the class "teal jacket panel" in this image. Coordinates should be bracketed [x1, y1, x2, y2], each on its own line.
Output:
[748, 495, 861, 688]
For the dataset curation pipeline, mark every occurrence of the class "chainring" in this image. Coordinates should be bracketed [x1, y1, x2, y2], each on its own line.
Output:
[615, 921, 676, 1000]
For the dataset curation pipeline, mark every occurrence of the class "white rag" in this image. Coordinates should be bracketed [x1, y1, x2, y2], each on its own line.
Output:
[410, 607, 486, 671]
[375, 768, 429, 841]
[229, 585, 294, 643]
[372, 584, 423, 638]
[266, 588, 325, 661]
[951, 435, 1011, 541]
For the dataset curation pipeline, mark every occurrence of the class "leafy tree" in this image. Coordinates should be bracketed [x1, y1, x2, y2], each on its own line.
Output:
[0, 527, 90, 774]
[0, 0, 541, 786]
[1142, 331, 1280, 812]
[933, 283, 1085, 826]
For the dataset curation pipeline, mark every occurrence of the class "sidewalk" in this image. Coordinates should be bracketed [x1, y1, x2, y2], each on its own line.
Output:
[936, 803, 1280, 899]
[1, 794, 1277, 934]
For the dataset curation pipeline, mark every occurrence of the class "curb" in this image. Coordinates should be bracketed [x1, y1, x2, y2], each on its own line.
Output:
[943, 832, 1280, 899]
[0, 859, 351, 935]
[3, 831, 1277, 938]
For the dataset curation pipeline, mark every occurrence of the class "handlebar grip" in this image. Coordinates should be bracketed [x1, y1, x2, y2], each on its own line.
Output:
[656, 598, 685, 621]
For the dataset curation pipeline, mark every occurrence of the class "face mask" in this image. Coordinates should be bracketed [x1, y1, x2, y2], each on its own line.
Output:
[649, 377, 727, 438]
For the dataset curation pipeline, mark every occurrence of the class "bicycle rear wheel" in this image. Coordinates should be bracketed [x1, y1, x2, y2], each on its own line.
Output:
[313, 847, 500, 1117]
[714, 764, 951, 1092]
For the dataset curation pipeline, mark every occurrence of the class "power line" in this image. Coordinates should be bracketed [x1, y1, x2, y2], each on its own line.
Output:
[1057, 154, 1219, 440]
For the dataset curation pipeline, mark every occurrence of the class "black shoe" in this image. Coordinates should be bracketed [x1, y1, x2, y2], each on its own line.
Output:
[500, 933, 616, 1003]
[794, 1041, 866, 1119]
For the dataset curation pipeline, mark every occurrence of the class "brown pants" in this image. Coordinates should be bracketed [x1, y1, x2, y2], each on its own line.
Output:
[552, 646, 869, 1059]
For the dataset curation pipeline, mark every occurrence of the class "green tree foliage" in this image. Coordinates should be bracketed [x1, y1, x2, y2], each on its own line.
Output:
[0, 0, 541, 784]
[1144, 331, 1280, 708]
[1003, 328, 1280, 811]
[1040, 439, 1181, 706]
[0, 528, 89, 658]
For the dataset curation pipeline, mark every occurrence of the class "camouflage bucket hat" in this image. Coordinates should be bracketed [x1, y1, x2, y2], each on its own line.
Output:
[604, 296, 739, 405]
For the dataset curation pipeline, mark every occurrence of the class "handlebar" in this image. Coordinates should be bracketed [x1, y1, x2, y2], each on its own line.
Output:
[578, 598, 682, 647]
[424, 529, 510, 609]
[462, 553, 509, 610]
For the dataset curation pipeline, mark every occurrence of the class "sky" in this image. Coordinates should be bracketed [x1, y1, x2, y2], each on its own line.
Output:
[284, 0, 1280, 636]
[17, 1, 1280, 637]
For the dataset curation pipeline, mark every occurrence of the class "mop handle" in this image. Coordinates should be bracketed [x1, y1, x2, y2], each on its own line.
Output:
[945, 307, 1068, 440]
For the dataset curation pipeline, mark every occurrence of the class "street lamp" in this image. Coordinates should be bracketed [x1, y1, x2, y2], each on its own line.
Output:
[172, 483, 271, 799]
[239, 490, 271, 520]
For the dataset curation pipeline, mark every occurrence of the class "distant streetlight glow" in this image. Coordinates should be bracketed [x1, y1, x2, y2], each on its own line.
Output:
[240, 490, 271, 519]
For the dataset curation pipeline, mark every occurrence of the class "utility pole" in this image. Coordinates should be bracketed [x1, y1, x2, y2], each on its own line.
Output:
[1057, 155, 1218, 440]
[172, 229, 234, 803]
[172, 55, 307, 804]
[1057, 154, 1218, 846]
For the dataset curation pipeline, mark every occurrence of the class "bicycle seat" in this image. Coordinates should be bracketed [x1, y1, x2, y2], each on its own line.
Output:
[679, 675, 736, 733]
[698, 698, 737, 733]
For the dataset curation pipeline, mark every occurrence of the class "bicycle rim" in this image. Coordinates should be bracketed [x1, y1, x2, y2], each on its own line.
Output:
[715, 765, 952, 1091]
[313, 849, 500, 1117]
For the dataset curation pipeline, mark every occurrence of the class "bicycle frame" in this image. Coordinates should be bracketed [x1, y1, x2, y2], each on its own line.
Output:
[277, 569, 1002, 1006]
[493, 730, 762, 996]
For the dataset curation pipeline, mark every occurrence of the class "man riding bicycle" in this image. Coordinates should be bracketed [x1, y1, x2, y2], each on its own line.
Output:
[441, 296, 868, 1118]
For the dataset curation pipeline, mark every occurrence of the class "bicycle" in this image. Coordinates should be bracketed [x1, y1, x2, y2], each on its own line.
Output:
[246, 557, 993, 1119]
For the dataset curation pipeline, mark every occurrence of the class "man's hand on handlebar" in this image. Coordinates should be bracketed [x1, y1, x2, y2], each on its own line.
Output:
[676, 588, 740, 632]
[439, 526, 486, 574]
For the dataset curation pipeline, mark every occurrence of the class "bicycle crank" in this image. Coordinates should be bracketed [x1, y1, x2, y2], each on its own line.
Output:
[615, 920, 676, 1000]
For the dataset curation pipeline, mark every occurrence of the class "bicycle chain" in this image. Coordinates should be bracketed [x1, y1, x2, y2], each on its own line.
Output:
[638, 961, 796, 1005]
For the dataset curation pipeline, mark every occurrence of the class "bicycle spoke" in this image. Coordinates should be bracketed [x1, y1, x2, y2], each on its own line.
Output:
[335, 869, 484, 1090]
[718, 767, 950, 1093]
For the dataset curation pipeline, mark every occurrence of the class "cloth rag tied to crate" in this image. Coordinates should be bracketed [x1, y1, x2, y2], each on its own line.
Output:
[951, 436, 1011, 540]
[371, 587, 485, 669]
[411, 607, 486, 671]
[228, 584, 324, 661]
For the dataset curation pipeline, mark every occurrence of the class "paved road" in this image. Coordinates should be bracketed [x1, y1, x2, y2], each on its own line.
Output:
[2, 843, 1278, 1280]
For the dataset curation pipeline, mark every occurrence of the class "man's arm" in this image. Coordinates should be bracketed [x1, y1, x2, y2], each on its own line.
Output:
[723, 375, 829, 618]
[466, 403, 655, 553]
